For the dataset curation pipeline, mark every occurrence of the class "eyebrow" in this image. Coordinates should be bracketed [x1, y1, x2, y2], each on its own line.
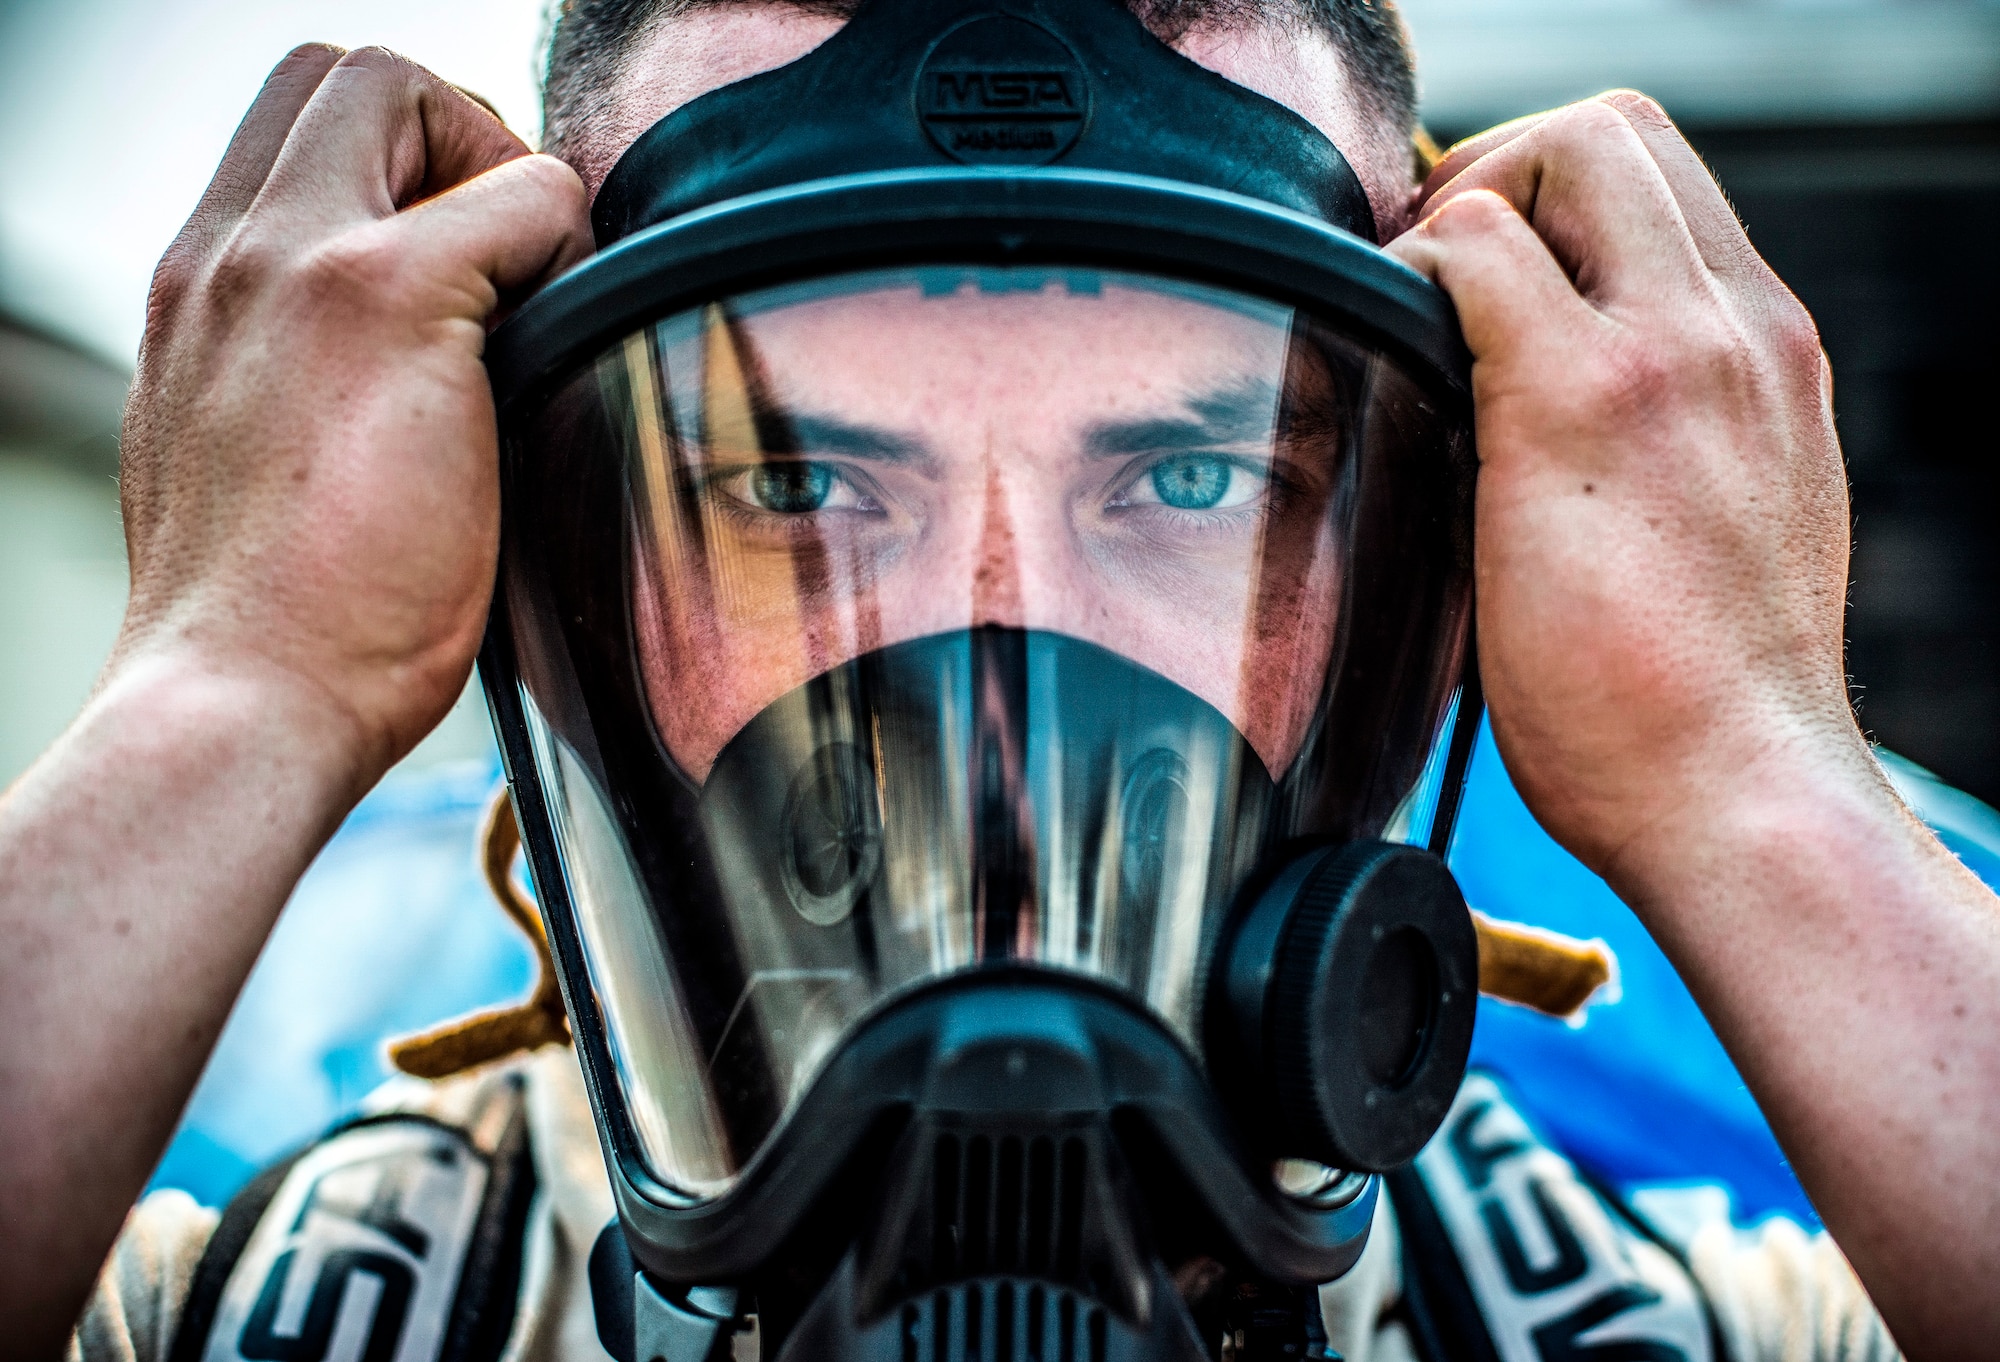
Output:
[1083, 380, 1286, 458]
[728, 391, 936, 471]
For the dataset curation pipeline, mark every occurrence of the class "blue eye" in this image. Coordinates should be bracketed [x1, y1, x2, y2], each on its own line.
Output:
[1150, 456, 1233, 510]
[750, 463, 835, 513]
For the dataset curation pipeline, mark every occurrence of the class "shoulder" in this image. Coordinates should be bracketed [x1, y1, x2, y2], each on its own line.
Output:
[1384, 1072, 1899, 1362]
[72, 1061, 558, 1362]
[1652, 1192, 1902, 1362]
[69, 1190, 219, 1362]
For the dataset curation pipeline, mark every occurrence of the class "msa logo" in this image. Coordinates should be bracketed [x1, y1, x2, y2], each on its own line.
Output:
[929, 70, 1078, 114]
[916, 15, 1089, 165]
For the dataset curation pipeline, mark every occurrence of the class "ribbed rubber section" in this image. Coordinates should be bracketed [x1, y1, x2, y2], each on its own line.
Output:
[1266, 842, 1392, 1163]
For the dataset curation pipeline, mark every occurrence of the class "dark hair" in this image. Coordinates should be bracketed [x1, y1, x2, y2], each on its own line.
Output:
[541, 0, 1417, 164]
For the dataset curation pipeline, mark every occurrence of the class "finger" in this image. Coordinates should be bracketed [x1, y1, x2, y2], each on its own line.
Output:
[1389, 189, 1602, 394]
[1424, 94, 1762, 285]
[385, 153, 593, 309]
[177, 43, 346, 258]
[1410, 100, 1708, 312]
[1414, 110, 1548, 214]
[449, 84, 508, 126]
[1594, 92, 1763, 281]
[255, 46, 531, 233]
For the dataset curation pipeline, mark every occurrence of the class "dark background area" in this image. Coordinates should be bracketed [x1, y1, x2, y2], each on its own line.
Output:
[1436, 117, 2000, 806]
[1705, 121, 1999, 808]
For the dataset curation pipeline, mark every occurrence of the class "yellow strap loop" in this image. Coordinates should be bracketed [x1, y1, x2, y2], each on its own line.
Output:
[387, 791, 572, 1080]
[1473, 911, 1617, 1020]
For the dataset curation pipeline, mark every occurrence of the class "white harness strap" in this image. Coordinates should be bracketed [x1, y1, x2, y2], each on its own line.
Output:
[1392, 1073, 1722, 1362]
[197, 1123, 488, 1362]
[170, 1080, 533, 1362]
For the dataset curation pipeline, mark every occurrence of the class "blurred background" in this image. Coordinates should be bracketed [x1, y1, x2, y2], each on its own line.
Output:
[0, 0, 1995, 1212]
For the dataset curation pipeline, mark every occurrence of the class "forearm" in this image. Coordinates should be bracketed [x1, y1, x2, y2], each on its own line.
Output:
[0, 648, 368, 1355]
[1611, 737, 2000, 1358]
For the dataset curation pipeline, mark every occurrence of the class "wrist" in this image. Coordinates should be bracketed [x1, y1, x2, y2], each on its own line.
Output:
[84, 636, 386, 825]
[1598, 710, 1912, 937]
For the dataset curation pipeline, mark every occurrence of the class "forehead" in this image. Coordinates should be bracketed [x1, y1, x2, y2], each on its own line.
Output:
[674, 273, 1298, 428]
[735, 275, 1290, 360]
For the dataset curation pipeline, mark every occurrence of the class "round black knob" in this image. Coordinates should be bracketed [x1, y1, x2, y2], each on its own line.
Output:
[1221, 841, 1477, 1173]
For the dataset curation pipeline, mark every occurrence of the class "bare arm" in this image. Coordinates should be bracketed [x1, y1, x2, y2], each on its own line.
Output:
[0, 45, 588, 1355]
[1391, 93, 2000, 1358]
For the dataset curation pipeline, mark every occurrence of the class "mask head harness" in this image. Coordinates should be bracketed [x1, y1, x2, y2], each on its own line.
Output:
[591, 0, 1378, 243]
[482, 1, 1483, 1358]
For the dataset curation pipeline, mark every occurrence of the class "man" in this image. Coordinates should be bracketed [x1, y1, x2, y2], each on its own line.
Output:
[3, 0, 1997, 1357]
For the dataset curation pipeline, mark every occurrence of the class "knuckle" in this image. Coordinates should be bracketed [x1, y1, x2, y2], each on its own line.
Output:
[277, 40, 343, 73]
[326, 45, 426, 104]
[1591, 301, 1820, 425]
[1427, 186, 1516, 239]
[1767, 295, 1826, 377]
[204, 222, 287, 309]
[145, 240, 203, 320]
[516, 153, 586, 208]
[1699, 272, 1822, 386]
[1768, 289, 1822, 353]
[335, 43, 410, 74]
[1550, 98, 1635, 146]
[1599, 89, 1673, 133]
[1534, 100, 1651, 171]
[1449, 185, 1513, 222]
[1685, 315, 1757, 382]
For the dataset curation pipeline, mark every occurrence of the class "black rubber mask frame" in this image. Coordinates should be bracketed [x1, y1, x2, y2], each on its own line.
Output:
[592, 0, 1378, 246]
[479, 0, 1483, 1347]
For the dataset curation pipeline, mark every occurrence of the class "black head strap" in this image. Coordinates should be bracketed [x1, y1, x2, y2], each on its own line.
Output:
[592, 0, 1377, 246]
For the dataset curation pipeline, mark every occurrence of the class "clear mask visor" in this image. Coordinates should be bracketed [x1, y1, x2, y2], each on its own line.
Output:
[503, 266, 1471, 1196]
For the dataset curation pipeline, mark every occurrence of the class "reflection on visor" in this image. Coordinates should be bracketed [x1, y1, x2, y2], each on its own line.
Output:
[627, 269, 1349, 781]
[502, 267, 1472, 1196]
[693, 629, 1272, 1161]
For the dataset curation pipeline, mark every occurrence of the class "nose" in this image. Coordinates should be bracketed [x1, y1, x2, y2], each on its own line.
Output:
[969, 464, 1027, 630]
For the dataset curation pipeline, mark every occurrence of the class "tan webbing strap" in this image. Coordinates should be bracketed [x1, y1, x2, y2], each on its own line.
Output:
[387, 792, 571, 1080]
[1473, 911, 1617, 1020]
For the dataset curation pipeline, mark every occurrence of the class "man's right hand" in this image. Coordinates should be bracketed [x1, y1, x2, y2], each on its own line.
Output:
[119, 43, 590, 785]
[0, 45, 587, 1356]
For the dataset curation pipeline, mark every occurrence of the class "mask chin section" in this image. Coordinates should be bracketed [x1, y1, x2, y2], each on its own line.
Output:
[778, 1116, 1208, 1361]
[596, 973, 1374, 1361]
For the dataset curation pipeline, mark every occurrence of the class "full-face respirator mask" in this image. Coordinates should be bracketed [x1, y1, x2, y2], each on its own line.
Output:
[480, 0, 1482, 1356]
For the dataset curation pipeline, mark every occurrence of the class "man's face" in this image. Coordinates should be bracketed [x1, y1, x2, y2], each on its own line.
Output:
[571, 5, 1409, 782]
[626, 272, 1353, 781]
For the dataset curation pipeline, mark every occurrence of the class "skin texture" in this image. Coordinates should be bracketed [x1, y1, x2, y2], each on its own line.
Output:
[0, 6, 1995, 1357]
[553, 4, 846, 199]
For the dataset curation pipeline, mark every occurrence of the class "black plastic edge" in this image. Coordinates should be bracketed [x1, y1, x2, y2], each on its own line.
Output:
[487, 169, 1470, 414]
[477, 609, 674, 1225]
[1425, 640, 1485, 862]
